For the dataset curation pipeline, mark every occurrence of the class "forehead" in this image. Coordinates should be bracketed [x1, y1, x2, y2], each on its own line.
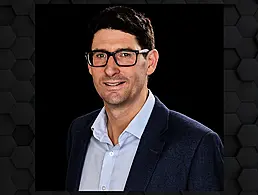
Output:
[91, 29, 141, 51]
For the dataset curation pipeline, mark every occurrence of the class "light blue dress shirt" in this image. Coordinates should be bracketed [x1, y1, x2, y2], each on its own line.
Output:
[79, 90, 155, 191]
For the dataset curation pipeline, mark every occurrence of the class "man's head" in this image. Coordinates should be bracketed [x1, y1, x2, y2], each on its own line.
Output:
[86, 6, 159, 107]
[88, 6, 155, 52]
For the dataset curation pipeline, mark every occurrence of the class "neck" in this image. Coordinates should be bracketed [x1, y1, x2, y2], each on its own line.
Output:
[104, 87, 149, 145]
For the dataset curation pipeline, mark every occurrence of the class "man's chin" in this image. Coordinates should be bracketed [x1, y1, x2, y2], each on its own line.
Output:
[104, 98, 125, 106]
[102, 95, 128, 106]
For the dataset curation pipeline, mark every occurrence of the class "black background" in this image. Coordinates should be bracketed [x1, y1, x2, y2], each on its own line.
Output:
[36, 4, 223, 190]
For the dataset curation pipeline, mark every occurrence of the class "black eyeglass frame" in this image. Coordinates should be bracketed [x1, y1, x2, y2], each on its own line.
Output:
[85, 48, 150, 67]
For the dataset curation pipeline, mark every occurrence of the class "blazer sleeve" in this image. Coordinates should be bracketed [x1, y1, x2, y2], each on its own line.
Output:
[66, 119, 76, 162]
[187, 131, 224, 191]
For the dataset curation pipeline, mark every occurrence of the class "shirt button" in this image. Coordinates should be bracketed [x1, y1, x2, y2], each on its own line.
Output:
[102, 186, 106, 190]
[109, 151, 114, 156]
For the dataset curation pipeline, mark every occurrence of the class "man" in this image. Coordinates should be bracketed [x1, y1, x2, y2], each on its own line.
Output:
[66, 5, 224, 191]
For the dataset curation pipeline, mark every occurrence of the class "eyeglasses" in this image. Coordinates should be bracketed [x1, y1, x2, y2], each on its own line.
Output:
[85, 48, 149, 67]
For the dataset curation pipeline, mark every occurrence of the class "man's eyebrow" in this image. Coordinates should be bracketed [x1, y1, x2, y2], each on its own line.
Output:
[92, 47, 135, 52]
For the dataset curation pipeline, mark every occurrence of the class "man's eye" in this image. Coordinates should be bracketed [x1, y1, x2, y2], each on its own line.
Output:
[95, 53, 106, 58]
[120, 52, 132, 57]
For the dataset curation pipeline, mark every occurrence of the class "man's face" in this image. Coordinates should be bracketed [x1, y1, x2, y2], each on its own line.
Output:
[88, 29, 156, 107]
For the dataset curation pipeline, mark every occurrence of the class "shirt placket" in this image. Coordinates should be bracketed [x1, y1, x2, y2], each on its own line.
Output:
[99, 144, 118, 191]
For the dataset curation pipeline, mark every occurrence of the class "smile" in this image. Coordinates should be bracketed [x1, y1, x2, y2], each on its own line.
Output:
[104, 81, 126, 86]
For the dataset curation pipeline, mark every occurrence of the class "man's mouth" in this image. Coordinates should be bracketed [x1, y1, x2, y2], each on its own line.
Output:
[104, 81, 126, 86]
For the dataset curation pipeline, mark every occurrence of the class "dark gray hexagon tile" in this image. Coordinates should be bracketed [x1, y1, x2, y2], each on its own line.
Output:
[224, 49, 240, 70]
[0, 170, 16, 195]
[162, 0, 186, 4]
[29, 157, 34, 179]
[224, 26, 242, 48]
[240, 192, 258, 195]
[11, 16, 35, 37]
[30, 74, 35, 88]
[237, 82, 258, 102]
[184, 0, 198, 3]
[0, 158, 16, 195]
[11, 60, 35, 81]
[224, 0, 238, 4]
[71, 0, 111, 3]
[237, 103, 258, 124]
[70, 0, 86, 3]
[0, 157, 15, 178]
[237, 125, 258, 147]
[224, 6, 240, 26]
[224, 70, 241, 91]
[50, 0, 71, 3]
[30, 94, 34, 110]
[224, 114, 241, 135]
[10, 146, 33, 169]
[224, 179, 241, 195]
[30, 181, 35, 195]
[11, 37, 35, 59]
[0, 26, 16, 48]
[224, 92, 240, 113]
[29, 2, 35, 25]
[15, 190, 30, 195]
[236, 0, 258, 15]
[224, 157, 241, 180]
[110, 0, 146, 3]
[29, 181, 35, 195]
[11, 0, 34, 15]
[0, 0, 11, 5]
[236, 38, 258, 58]
[31, 27, 35, 47]
[10, 103, 34, 125]
[12, 125, 34, 146]
[0, 114, 15, 135]
[11, 81, 34, 102]
[34, 0, 51, 3]
[149, 0, 170, 3]
[30, 51, 35, 66]
[30, 138, 34, 156]
[0, 7, 15, 25]
[224, 135, 241, 156]
[236, 147, 258, 168]
[237, 59, 258, 82]
[0, 70, 16, 90]
[0, 92, 16, 114]
[236, 16, 258, 38]
[0, 50, 16, 70]
[0, 136, 16, 157]
[238, 169, 258, 191]
[11, 169, 33, 190]
[29, 117, 35, 135]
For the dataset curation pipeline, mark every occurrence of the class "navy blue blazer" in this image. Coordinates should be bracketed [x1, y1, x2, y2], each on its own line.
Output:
[66, 96, 224, 191]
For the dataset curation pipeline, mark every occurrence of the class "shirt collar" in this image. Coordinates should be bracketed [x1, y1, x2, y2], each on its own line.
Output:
[91, 89, 155, 140]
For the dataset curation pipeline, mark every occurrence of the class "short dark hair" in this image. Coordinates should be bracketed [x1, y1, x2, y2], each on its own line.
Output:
[88, 6, 155, 51]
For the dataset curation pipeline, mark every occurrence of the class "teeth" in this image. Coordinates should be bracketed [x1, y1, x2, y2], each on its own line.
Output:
[106, 82, 120, 86]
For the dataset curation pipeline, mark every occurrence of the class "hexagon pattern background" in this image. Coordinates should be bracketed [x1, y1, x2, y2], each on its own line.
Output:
[0, 0, 258, 195]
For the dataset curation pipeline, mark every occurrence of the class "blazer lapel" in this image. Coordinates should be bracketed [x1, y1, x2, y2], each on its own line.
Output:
[124, 96, 169, 191]
[66, 113, 98, 191]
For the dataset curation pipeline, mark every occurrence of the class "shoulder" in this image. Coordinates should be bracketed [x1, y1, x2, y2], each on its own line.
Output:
[69, 109, 101, 133]
[169, 109, 212, 134]
[165, 109, 222, 145]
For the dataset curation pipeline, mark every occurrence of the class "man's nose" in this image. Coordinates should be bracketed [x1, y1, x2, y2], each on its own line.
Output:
[104, 55, 120, 76]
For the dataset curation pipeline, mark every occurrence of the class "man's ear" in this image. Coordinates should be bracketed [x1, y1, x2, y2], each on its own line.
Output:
[88, 64, 92, 75]
[146, 49, 159, 76]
